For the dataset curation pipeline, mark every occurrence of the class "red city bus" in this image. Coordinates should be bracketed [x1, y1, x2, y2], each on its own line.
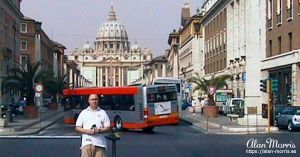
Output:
[62, 85, 179, 131]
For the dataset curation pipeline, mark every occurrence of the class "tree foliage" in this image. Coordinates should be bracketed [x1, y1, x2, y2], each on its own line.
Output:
[188, 73, 231, 105]
[1, 60, 54, 106]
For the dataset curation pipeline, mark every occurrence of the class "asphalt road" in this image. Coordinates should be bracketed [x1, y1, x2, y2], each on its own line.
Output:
[0, 120, 299, 157]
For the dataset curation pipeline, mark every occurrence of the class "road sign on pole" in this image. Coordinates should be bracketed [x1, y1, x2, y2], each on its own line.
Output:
[34, 83, 44, 93]
[207, 86, 216, 95]
[271, 79, 278, 92]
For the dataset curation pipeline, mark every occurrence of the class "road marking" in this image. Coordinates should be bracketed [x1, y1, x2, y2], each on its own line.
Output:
[0, 135, 81, 139]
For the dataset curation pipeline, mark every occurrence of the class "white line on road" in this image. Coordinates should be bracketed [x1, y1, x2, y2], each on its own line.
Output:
[0, 135, 81, 139]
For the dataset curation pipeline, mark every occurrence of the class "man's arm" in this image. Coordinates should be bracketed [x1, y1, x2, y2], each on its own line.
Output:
[96, 126, 111, 133]
[76, 126, 96, 135]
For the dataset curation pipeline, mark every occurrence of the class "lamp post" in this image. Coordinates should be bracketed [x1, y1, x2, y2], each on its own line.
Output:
[34, 21, 42, 64]
[181, 67, 187, 99]
[34, 21, 42, 122]
[12, 21, 17, 73]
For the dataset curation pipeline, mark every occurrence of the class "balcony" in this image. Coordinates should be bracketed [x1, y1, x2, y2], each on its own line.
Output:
[276, 14, 282, 25]
[287, 8, 292, 20]
[267, 19, 272, 29]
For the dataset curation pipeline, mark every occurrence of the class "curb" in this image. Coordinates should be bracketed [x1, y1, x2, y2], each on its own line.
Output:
[15, 111, 60, 132]
[180, 117, 280, 135]
[0, 112, 64, 136]
[16, 113, 64, 135]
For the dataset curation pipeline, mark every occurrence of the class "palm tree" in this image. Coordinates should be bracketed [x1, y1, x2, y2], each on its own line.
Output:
[188, 73, 231, 106]
[44, 74, 68, 103]
[1, 60, 53, 107]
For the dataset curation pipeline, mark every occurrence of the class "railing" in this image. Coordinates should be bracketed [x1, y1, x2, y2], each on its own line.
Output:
[287, 8, 292, 19]
[276, 14, 282, 24]
[267, 19, 272, 28]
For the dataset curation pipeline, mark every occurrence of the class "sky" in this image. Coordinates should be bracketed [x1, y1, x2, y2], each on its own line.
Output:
[21, 0, 206, 57]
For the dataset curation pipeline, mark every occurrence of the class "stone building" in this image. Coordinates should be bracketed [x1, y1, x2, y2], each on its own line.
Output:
[263, 0, 300, 107]
[0, 0, 23, 105]
[144, 55, 168, 85]
[20, 17, 65, 75]
[67, 5, 152, 87]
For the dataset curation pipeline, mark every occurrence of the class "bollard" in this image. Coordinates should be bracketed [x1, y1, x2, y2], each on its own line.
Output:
[107, 127, 120, 157]
[6, 105, 13, 122]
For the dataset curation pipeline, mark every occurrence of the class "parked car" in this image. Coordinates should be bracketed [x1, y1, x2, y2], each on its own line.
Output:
[221, 98, 244, 117]
[274, 106, 300, 131]
[42, 98, 52, 107]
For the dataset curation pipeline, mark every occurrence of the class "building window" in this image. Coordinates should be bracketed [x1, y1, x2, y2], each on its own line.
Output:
[20, 23, 27, 33]
[287, 0, 293, 19]
[278, 36, 282, 54]
[133, 57, 136, 60]
[110, 43, 113, 48]
[288, 32, 292, 51]
[269, 40, 273, 56]
[276, 0, 282, 24]
[298, 0, 300, 14]
[143, 55, 146, 60]
[20, 55, 28, 67]
[267, 0, 273, 28]
[20, 41, 27, 51]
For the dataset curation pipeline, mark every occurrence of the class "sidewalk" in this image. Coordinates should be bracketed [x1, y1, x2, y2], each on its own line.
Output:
[0, 106, 64, 136]
[180, 110, 279, 134]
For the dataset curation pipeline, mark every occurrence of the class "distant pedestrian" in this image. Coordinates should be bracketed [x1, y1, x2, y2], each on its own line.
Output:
[75, 94, 111, 157]
[191, 98, 196, 113]
[200, 98, 208, 115]
[18, 98, 25, 115]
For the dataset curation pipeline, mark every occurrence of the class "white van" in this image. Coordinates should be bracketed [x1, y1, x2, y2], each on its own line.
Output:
[222, 98, 244, 116]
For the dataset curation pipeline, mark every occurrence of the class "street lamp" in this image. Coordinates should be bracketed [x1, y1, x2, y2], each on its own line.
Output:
[181, 67, 187, 99]
[193, 21, 201, 38]
[12, 21, 17, 72]
[34, 21, 42, 64]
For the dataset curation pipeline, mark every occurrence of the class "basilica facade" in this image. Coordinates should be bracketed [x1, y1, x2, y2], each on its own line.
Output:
[67, 5, 152, 87]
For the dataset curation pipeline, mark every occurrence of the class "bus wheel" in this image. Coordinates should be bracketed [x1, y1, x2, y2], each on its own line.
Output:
[114, 116, 123, 131]
[143, 127, 154, 132]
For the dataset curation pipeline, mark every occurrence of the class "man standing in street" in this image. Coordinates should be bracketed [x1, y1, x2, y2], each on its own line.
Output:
[76, 94, 111, 157]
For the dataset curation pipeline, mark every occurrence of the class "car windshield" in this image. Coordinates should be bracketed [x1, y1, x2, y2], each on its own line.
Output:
[295, 109, 300, 115]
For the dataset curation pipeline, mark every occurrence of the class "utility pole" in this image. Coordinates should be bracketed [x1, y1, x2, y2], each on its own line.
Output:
[260, 79, 273, 133]
[267, 80, 272, 133]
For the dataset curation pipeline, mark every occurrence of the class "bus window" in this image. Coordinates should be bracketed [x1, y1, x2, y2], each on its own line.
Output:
[147, 92, 177, 103]
[100, 95, 135, 111]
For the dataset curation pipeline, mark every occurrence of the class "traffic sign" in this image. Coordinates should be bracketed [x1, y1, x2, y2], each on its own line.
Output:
[271, 79, 278, 92]
[34, 83, 44, 93]
[207, 86, 216, 95]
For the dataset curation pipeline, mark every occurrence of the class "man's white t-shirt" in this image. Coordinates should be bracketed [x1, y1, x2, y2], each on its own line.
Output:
[76, 107, 111, 149]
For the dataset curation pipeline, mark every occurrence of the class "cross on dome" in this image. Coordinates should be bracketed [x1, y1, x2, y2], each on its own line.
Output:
[108, 2, 117, 21]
